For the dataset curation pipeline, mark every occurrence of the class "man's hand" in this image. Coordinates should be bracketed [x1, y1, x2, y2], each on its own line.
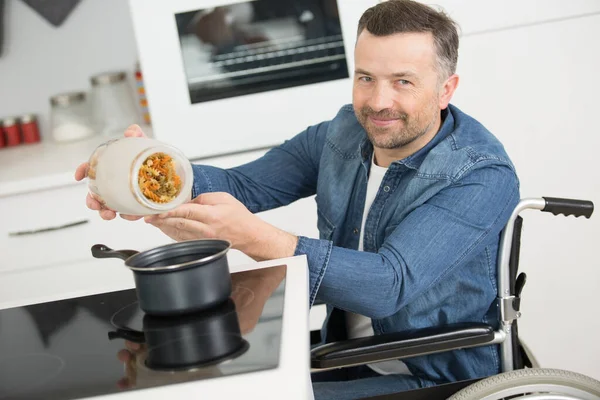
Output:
[116, 340, 146, 389]
[145, 192, 298, 261]
[74, 124, 146, 221]
[116, 339, 220, 388]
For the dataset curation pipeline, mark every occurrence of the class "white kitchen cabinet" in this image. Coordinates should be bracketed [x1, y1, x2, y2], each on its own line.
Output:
[0, 182, 91, 273]
[424, 0, 600, 37]
[0, 182, 174, 274]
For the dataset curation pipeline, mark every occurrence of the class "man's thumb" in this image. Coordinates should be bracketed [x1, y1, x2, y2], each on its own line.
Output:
[124, 124, 145, 138]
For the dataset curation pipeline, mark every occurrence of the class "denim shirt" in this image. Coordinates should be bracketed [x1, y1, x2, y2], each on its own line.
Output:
[191, 104, 520, 385]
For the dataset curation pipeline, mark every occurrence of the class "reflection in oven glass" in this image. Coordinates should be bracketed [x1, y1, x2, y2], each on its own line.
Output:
[175, 0, 349, 104]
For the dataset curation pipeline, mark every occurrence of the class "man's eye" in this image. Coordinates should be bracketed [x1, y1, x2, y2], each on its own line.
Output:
[359, 76, 372, 82]
[398, 79, 410, 85]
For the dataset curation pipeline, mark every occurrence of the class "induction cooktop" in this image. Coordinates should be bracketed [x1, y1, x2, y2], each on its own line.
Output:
[0, 267, 286, 400]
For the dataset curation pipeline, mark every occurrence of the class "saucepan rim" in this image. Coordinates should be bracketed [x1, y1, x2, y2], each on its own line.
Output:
[124, 239, 232, 272]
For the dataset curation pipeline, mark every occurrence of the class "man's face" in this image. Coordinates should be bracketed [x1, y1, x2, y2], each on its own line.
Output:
[353, 30, 443, 150]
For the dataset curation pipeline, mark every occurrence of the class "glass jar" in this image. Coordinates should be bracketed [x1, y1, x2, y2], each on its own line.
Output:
[90, 71, 140, 137]
[87, 137, 193, 215]
[50, 92, 95, 142]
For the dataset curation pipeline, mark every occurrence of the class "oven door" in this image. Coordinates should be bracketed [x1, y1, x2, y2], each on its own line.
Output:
[176, 0, 349, 104]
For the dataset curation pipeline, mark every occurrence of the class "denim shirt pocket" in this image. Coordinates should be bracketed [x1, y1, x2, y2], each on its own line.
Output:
[317, 207, 336, 241]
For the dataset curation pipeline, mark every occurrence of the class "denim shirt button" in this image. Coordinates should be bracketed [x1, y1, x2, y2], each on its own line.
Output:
[353, 228, 359, 235]
[383, 185, 391, 192]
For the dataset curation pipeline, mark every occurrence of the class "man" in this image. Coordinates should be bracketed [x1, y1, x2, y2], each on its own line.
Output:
[76, 1, 519, 398]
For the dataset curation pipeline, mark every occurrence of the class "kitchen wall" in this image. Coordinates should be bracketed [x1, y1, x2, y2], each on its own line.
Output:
[0, 0, 139, 140]
[1, 0, 599, 384]
[439, 1, 600, 380]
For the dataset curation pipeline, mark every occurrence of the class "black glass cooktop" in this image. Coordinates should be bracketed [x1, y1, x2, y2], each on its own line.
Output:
[0, 267, 285, 400]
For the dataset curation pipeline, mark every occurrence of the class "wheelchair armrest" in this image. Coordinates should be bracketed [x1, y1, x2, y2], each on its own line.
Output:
[311, 323, 495, 370]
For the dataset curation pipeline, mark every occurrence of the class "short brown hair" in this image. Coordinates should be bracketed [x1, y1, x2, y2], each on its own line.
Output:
[357, 0, 459, 79]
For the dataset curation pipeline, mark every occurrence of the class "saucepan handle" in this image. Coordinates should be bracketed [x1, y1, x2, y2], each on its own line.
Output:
[108, 329, 146, 343]
[91, 244, 139, 261]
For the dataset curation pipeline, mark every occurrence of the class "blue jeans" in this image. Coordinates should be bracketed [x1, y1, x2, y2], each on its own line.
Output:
[311, 366, 436, 400]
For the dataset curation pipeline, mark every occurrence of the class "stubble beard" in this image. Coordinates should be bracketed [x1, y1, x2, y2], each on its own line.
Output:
[357, 102, 439, 150]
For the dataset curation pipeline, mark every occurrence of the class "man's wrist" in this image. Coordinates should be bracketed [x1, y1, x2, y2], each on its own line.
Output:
[245, 221, 298, 261]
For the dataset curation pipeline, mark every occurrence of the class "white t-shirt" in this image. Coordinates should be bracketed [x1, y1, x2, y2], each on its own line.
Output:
[345, 155, 412, 376]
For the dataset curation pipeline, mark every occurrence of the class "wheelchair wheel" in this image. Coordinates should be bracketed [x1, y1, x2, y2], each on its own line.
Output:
[447, 368, 600, 400]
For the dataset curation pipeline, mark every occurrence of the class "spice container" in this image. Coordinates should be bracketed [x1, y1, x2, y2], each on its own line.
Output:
[19, 114, 41, 144]
[0, 119, 5, 148]
[87, 137, 193, 215]
[90, 71, 140, 137]
[2, 117, 22, 146]
[50, 92, 95, 142]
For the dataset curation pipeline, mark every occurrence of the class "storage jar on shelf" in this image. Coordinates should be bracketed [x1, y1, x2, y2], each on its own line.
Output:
[49, 91, 95, 142]
[90, 71, 140, 137]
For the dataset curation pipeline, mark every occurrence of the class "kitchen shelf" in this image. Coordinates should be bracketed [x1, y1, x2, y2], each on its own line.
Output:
[0, 126, 153, 198]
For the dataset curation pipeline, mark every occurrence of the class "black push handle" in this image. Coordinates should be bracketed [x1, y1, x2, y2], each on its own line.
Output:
[91, 244, 139, 261]
[541, 197, 594, 218]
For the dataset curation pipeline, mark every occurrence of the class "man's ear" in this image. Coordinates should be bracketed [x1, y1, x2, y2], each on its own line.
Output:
[439, 74, 459, 109]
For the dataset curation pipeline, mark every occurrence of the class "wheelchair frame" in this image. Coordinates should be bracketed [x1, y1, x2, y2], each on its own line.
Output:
[310, 197, 595, 399]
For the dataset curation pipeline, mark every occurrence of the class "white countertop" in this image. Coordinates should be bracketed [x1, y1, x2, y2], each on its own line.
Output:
[0, 133, 124, 198]
[0, 254, 314, 400]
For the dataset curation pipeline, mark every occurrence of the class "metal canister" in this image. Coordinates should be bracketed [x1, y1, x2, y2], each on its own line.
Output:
[19, 114, 41, 144]
[2, 117, 21, 146]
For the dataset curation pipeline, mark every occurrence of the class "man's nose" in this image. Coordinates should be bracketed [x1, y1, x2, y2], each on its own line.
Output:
[368, 84, 394, 112]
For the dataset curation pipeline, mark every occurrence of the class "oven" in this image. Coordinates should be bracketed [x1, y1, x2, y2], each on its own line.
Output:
[128, 0, 379, 159]
[176, 0, 350, 104]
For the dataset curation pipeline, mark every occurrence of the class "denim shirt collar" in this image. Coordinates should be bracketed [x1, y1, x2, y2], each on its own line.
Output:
[359, 107, 453, 170]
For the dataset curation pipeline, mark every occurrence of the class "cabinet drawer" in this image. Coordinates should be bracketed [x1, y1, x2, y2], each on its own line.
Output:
[0, 183, 172, 273]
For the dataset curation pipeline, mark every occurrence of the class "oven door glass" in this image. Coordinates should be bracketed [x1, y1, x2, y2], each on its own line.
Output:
[175, 0, 349, 104]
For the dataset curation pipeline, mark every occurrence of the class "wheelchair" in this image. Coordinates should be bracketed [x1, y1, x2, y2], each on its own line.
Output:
[310, 197, 600, 399]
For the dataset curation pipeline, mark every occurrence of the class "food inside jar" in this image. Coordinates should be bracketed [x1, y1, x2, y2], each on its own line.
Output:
[87, 165, 97, 180]
[87, 151, 99, 180]
[138, 152, 183, 203]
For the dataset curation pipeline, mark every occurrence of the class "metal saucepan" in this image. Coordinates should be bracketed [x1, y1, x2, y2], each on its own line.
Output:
[108, 299, 249, 371]
[91, 239, 232, 316]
